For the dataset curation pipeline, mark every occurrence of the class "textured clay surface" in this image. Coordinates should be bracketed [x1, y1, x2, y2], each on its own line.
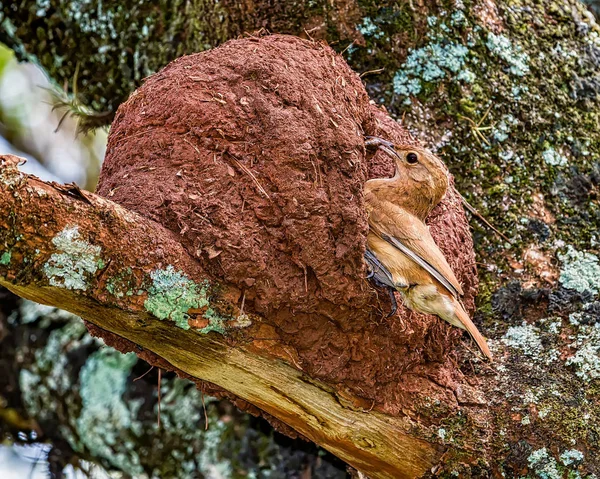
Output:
[97, 34, 478, 419]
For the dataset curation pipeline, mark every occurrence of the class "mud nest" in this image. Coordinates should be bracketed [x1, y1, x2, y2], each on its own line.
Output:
[97, 34, 479, 419]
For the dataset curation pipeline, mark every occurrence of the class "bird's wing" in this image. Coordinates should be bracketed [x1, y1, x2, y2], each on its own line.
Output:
[368, 204, 465, 298]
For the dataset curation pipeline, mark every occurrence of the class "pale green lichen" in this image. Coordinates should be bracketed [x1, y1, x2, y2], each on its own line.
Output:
[197, 418, 233, 478]
[200, 307, 227, 335]
[144, 265, 209, 330]
[542, 147, 568, 166]
[565, 323, 600, 381]
[77, 348, 144, 476]
[528, 448, 562, 479]
[0, 250, 11, 265]
[19, 319, 98, 423]
[358, 17, 383, 39]
[20, 299, 77, 325]
[393, 41, 472, 99]
[485, 32, 530, 76]
[16, 301, 276, 478]
[561, 449, 585, 466]
[42, 225, 102, 290]
[450, 10, 466, 27]
[106, 277, 124, 298]
[558, 246, 600, 295]
[569, 312, 585, 326]
[502, 323, 543, 357]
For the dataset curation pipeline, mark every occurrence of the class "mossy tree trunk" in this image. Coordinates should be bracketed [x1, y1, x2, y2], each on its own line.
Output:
[1, 0, 600, 478]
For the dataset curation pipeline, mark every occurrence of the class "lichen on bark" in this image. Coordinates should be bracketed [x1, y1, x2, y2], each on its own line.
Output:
[42, 225, 103, 291]
[0, 0, 354, 128]
[366, 2, 600, 475]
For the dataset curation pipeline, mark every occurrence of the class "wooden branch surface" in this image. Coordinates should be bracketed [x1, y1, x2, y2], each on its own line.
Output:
[0, 155, 444, 478]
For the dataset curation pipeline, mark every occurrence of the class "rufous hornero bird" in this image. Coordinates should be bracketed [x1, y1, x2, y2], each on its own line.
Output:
[364, 136, 492, 360]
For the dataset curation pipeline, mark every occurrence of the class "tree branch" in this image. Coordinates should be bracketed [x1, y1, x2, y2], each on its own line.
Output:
[0, 155, 443, 479]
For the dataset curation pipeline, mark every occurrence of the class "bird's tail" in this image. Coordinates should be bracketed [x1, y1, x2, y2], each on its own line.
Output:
[452, 300, 493, 360]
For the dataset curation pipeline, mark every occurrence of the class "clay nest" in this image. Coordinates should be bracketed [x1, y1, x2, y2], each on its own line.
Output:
[97, 34, 479, 425]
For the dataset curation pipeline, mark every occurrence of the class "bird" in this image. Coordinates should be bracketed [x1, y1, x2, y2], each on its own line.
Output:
[363, 136, 492, 360]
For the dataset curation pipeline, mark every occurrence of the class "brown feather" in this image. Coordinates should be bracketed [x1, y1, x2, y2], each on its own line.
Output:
[451, 299, 493, 360]
[366, 194, 464, 297]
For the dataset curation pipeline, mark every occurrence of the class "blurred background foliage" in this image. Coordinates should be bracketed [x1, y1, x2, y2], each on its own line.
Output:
[0, 43, 106, 190]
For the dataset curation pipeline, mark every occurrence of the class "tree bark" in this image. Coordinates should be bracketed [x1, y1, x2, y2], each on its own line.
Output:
[0, 0, 363, 129]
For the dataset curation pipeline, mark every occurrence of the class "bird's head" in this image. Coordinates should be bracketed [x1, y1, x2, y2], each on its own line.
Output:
[391, 145, 449, 202]
[365, 139, 449, 219]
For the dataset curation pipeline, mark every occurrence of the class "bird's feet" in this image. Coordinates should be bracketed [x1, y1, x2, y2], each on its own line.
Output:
[370, 278, 398, 318]
[364, 249, 394, 288]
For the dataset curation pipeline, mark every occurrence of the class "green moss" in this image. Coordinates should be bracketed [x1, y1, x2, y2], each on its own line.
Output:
[0, 250, 10, 265]
[144, 265, 209, 330]
[353, 21, 600, 471]
[42, 225, 102, 290]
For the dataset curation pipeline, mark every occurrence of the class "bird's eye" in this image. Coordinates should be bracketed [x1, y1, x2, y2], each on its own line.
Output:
[406, 152, 419, 164]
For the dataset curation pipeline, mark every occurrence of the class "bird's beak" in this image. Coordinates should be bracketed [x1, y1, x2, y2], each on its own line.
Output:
[364, 136, 402, 178]
[379, 144, 401, 162]
[365, 136, 395, 149]
[364, 136, 402, 162]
